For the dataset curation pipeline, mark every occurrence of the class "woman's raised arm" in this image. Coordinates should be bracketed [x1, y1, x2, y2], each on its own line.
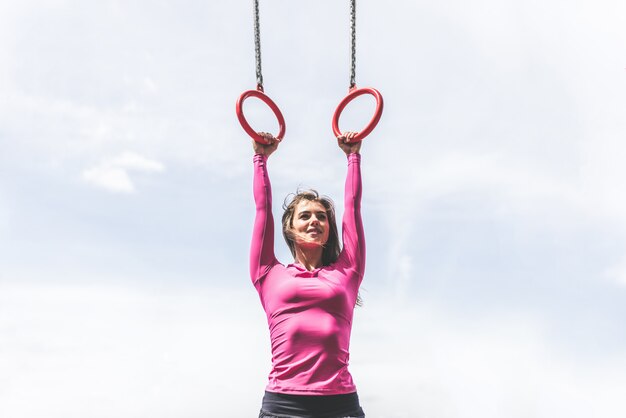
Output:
[337, 133, 366, 276]
[250, 133, 280, 284]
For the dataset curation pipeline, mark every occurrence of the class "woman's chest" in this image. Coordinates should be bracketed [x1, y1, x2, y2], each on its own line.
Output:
[262, 268, 352, 313]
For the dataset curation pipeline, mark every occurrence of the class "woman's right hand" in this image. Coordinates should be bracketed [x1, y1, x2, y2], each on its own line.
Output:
[337, 131, 361, 155]
[253, 132, 281, 157]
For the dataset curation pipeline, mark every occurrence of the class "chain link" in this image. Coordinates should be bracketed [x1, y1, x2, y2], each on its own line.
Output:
[254, 0, 263, 89]
[350, 0, 356, 89]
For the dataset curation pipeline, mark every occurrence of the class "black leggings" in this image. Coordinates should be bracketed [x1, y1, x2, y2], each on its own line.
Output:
[258, 391, 365, 418]
[258, 412, 364, 418]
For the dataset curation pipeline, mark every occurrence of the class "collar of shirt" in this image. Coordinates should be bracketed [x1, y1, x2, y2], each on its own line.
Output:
[287, 263, 322, 277]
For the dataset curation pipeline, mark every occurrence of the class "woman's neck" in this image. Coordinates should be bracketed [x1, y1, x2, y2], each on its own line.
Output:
[294, 246, 323, 271]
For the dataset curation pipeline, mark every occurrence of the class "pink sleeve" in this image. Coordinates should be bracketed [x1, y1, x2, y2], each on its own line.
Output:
[339, 153, 366, 274]
[250, 154, 278, 284]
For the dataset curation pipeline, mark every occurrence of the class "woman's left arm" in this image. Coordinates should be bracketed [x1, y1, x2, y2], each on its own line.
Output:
[337, 133, 366, 275]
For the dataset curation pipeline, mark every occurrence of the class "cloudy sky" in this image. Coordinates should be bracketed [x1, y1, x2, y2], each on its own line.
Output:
[1, 1, 626, 417]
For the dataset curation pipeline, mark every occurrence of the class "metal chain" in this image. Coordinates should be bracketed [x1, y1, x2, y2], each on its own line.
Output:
[254, 0, 355, 90]
[350, 0, 356, 89]
[253, 0, 263, 89]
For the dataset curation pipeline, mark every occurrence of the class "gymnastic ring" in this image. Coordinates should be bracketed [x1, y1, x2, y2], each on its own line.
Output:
[236, 87, 286, 144]
[332, 87, 383, 142]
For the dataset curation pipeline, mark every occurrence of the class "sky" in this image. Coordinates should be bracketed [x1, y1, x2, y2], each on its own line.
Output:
[1, 0, 626, 417]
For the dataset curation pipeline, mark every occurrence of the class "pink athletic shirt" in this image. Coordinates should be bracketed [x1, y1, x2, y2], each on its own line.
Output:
[250, 152, 365, 395]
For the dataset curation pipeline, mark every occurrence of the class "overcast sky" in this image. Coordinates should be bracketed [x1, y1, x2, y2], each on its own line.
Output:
[1, 1, 626, 417]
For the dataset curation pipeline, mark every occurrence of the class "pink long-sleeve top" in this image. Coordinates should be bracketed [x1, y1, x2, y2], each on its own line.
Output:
[250, 153, 365, 395]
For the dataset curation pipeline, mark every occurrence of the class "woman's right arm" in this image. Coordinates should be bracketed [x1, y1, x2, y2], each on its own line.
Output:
[250, 134, 280, 284]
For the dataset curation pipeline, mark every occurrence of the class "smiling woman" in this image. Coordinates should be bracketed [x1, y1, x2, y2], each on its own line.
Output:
[249, 131, 367, 418]
[282, 190, 339, 270]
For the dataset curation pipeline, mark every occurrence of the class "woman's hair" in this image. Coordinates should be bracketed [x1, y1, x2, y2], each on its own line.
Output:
[281, 189, 341, 266]
[282, 189, 363, 307]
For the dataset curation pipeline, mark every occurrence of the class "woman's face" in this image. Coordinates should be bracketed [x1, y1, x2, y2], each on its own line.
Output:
[292, 200, 330, 248]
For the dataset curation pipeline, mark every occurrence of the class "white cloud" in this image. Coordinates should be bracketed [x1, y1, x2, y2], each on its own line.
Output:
[606, 259, 626, 287]
[0, 283, 269, 418]
[352, 298, 626, 418]
[406, 152, 580, 214]
[141, 77, 158, 94]
[82, 165, 134, 193]
[0, 195, 10, 233]
[110, 151, 165, 173]
[2, 283, 625, 418]
[82, 152, 164, 193]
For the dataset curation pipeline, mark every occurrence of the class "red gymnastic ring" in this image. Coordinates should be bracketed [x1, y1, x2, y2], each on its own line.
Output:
[332, 87, 383, 142]
[236, 87, 286, 144]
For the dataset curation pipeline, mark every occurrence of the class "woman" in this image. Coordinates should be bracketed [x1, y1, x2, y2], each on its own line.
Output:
[250, 131, 366, 418]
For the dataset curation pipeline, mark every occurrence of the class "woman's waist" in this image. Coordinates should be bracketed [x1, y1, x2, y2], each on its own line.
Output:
[261, 390, 363, 417]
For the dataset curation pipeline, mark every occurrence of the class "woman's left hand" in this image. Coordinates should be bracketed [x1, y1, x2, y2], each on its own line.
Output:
[337, 131, 362, 155]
